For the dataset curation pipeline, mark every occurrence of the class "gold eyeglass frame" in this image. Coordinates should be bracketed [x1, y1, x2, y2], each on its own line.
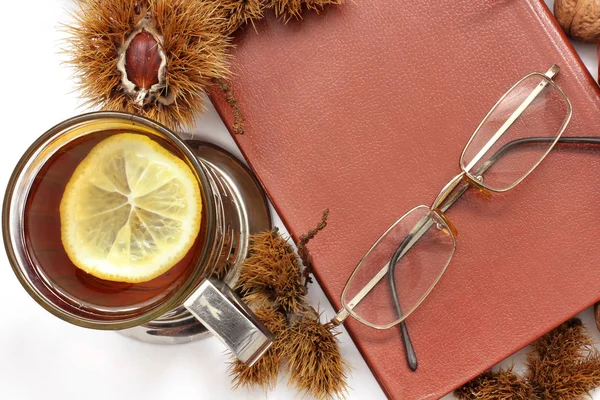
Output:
[329, 65, 573, 370]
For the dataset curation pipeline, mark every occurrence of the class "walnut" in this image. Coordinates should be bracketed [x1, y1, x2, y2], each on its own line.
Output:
[554, 0, 600, 43]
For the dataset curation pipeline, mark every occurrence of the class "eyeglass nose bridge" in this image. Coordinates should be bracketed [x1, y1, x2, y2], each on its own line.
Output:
[430, 172, 467, 210]
[430, 170, 494, 213]
[428, 170, 497, 239]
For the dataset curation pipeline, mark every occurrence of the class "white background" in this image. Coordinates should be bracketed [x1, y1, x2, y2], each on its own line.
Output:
[0, 1, 598, 399]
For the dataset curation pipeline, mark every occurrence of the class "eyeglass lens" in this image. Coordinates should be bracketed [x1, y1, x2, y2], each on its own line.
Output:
[341, 206, 456, 328]
[461, 74, 570, 191]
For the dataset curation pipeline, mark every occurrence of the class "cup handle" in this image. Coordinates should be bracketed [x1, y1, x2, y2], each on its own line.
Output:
[184, 278, 273, 366]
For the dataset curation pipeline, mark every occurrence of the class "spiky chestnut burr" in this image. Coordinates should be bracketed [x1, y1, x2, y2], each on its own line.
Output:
[214, 0, 267, 34]
[284, 312, 348, 400]
[236, 229, 306, 313]
[267, 0, 344, 22]
[229, 306, 288, 390]
[456, 319, 600, 399]
[65, 0, 231, 129]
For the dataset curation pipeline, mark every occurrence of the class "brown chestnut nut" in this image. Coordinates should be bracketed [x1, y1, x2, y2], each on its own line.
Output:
[554, 0, 600, 43]
[125, 32, 162, 92]
[117, 17, 168, 107]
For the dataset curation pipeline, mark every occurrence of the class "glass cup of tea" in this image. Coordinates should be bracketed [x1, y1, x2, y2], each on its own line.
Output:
[3, 111, 273, 365]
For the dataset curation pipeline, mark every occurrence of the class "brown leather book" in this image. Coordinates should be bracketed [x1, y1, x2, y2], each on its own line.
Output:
[211, 1, 600, 398]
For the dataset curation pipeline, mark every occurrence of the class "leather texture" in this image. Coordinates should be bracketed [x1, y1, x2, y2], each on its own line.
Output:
[210, 1, 600, 398]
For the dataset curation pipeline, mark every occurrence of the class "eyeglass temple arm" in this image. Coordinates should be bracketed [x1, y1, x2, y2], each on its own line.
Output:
[485, 136, 600, 167]
[438, 136, 600, 212]
[330, 214, 431, 370]
[388, 234, 419, 371]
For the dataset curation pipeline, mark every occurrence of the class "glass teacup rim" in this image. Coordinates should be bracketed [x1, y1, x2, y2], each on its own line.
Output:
[2, 111, 218, 330]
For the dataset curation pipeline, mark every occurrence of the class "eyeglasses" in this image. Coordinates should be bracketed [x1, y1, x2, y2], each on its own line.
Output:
[328, 65, 572, 371]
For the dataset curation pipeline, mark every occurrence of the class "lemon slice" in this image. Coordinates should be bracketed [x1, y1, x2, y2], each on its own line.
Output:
[60, 133, 202, 283]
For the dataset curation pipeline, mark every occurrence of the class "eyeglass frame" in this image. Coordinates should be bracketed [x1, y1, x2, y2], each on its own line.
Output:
[328, 64, 573, 371]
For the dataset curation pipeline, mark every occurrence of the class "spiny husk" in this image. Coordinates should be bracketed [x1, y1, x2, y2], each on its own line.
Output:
[267, 0, 344, 22]
[237, 230, 306, 313]
[284, 315, 348, 399]
[455, 319, 600, 399]
[303, 0, 344, 12]
[229, 306, 288, 390]
[454, 369, 535, 400]
[525, 319, 600, 399]
[266, 0, 302, 21]
[213, 0, 267, 34]
[241, 291, 273, 309]
[64, 0, 230, 129]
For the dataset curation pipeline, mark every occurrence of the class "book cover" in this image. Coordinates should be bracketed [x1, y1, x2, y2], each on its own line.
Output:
[211, 1, 600, 398]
